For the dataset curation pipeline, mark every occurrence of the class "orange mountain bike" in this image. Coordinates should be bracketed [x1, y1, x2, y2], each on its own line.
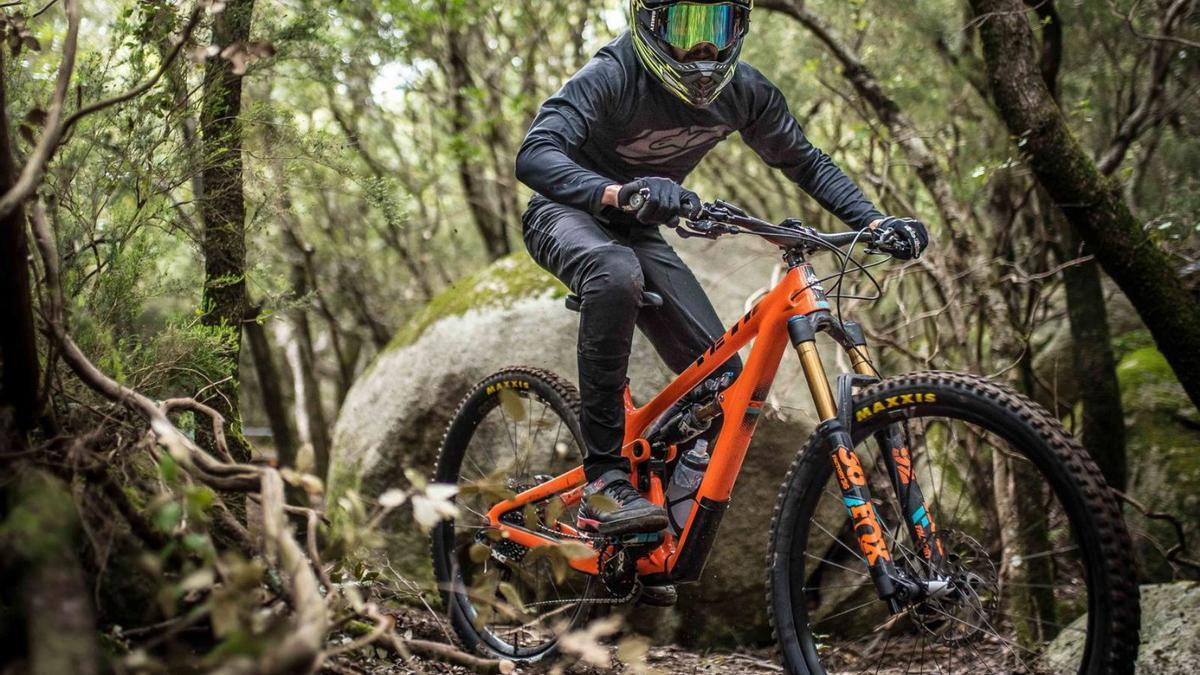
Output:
[431, 201, 1139, 673]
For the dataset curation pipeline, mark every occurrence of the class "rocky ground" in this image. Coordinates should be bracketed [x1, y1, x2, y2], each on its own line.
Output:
[326, 581, 1200, 674]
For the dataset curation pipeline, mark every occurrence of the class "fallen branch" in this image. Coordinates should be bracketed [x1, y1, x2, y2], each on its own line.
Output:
[340, 618, 514, 674]
[254, 470, 329, 674]
[1112, 488, 1200, 575]
[32, 200, 326, 673]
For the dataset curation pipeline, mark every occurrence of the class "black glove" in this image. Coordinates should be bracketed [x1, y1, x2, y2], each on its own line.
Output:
[617, 177, 701, 225]
[875, 216, 929, 260]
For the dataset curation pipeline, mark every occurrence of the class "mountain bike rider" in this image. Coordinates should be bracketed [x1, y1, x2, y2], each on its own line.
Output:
[515, 0, 929, 537]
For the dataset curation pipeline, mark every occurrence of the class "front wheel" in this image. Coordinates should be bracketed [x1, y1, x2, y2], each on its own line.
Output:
[767, 371, 1139, 674]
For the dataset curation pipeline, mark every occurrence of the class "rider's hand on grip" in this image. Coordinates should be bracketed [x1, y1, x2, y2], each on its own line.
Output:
[618, 177, 701, 226]
[874, 217, 929, 260]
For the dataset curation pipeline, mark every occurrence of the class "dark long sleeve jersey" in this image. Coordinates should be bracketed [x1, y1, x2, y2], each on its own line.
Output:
[515, 32, 884, 230]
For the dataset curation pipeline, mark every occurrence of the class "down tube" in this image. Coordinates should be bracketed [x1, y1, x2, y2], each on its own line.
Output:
[668, 310, 793, 582]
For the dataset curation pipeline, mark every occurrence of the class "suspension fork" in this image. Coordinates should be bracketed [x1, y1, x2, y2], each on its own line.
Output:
[843, 323, 947, 570]
[789, 316, 906, 609]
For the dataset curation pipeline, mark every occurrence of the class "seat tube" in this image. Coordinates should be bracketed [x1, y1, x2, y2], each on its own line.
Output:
[789, 315, 902, 607]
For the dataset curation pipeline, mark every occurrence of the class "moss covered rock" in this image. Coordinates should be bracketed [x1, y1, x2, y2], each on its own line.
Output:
[1046, 582, 1200, 673]
[1117, 345, 1200, 581]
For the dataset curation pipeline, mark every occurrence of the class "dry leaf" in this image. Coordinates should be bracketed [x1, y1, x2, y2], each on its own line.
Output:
[498, 388, 527, 422]
[377, 488, 407, 508]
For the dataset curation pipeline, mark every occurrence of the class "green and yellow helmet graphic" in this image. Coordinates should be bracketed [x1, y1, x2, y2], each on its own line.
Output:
[629, 0, 752, 107]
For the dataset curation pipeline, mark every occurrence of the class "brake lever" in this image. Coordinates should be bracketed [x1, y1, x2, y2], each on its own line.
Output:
[713, 199, 748, 217]
[674, 220, 719, 239]
[672, 219, 738, 240]
[869, 230, 906, 258]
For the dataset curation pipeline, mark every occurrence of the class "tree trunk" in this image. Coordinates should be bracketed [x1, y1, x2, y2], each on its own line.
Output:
[445, 22, 510, 260]
[1061, 231, 1127, 489]
[198, 0, 256, 458]
[993, 453, 1059, 647]
[968, 0, 1200, 411]
[0, 49, 40, 439]
[245, 309, 298, 468]
[282, 263, 330, 479]
[1028, 0, 1128, 490]
[4, 467, 98, 675]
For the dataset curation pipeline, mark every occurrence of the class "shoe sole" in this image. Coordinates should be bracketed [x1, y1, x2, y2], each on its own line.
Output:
[589, 512, 669, 536]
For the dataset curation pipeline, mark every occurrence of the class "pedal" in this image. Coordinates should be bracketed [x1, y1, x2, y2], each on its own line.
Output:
[637, 584, 678, 607]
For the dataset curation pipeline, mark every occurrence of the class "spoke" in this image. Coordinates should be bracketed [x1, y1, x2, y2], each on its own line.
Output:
[803, 583, 873, 591]
[805, 551, 869, 578]
[465, 454, 488, 482]
[530, 402, 551, 458]
[919, 603, 1041, 666]
[1014, 545, 1078, 562]
[812, 597, 887, 627]
[902, 632, 917, 674]
[813, 517, 867, 564]
[497, 405, 521, 473]
[991, 609, 1087, 634]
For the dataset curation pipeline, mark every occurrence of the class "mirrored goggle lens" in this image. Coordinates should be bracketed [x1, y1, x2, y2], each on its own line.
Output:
[658, 3, 745, 51]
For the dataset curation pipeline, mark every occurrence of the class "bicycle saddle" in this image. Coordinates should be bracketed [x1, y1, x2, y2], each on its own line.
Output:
[564, 291, 663, 312]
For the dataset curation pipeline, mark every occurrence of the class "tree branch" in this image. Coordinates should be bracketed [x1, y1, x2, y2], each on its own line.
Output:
[0, 0, 78, 220]
[0, 5, 202, 219]
[1097, 0, 1197, 175]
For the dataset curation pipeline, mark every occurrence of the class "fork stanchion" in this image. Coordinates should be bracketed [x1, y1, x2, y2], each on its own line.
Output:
[842, 321, 880, 378]
[787, 315, 837, 421]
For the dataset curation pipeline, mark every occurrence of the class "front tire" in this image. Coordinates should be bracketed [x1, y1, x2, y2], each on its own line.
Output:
[767, 371, 1139, 674]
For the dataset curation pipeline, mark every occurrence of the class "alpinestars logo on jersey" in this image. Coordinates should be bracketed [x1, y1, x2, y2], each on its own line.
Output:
[615, 125, 731, 165]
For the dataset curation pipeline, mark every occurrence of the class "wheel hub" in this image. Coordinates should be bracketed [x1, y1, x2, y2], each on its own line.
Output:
[909, 529, 999, 645]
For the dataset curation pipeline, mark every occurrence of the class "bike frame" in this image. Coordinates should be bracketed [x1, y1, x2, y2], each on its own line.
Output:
[484, 249, 943, 604]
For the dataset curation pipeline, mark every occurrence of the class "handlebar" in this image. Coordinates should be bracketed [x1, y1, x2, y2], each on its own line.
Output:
[627, 195, 910, 258]
[674, 199, 885, 253]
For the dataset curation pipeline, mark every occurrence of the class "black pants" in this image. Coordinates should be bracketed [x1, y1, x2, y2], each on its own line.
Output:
[523, 201, 743, 482]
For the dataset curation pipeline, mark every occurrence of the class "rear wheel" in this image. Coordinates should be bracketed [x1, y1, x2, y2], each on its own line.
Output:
[432, 367, 596, 664]
[767, 371, 1139, 674]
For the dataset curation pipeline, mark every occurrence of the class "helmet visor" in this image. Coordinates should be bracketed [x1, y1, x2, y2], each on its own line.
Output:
[655, 3, 747, 52]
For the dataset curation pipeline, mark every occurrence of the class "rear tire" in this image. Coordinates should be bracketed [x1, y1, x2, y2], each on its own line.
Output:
[431, 367, 595, 664]
[767, 371, 1139, 674]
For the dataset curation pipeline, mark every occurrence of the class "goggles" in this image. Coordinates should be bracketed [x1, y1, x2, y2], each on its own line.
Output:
[652, 2, 748, 52]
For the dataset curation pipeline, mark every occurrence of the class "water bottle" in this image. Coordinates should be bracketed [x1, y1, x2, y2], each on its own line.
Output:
[666, 439, 710, 536]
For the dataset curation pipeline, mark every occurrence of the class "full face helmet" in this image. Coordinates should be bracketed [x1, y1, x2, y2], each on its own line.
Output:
[629, 0, 752, 107]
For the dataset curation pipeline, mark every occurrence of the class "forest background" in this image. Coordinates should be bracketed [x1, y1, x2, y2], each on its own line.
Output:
[0, 0, 1198, 672]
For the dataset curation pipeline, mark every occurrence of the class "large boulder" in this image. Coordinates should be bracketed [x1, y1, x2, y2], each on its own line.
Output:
[1115, 344, 1200, 581]
[329, 236, 841, 646]
[1045, 582, 1200, 673]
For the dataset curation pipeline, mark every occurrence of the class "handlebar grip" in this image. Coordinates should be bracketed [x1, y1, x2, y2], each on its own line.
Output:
[627, 190, 646, 211]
